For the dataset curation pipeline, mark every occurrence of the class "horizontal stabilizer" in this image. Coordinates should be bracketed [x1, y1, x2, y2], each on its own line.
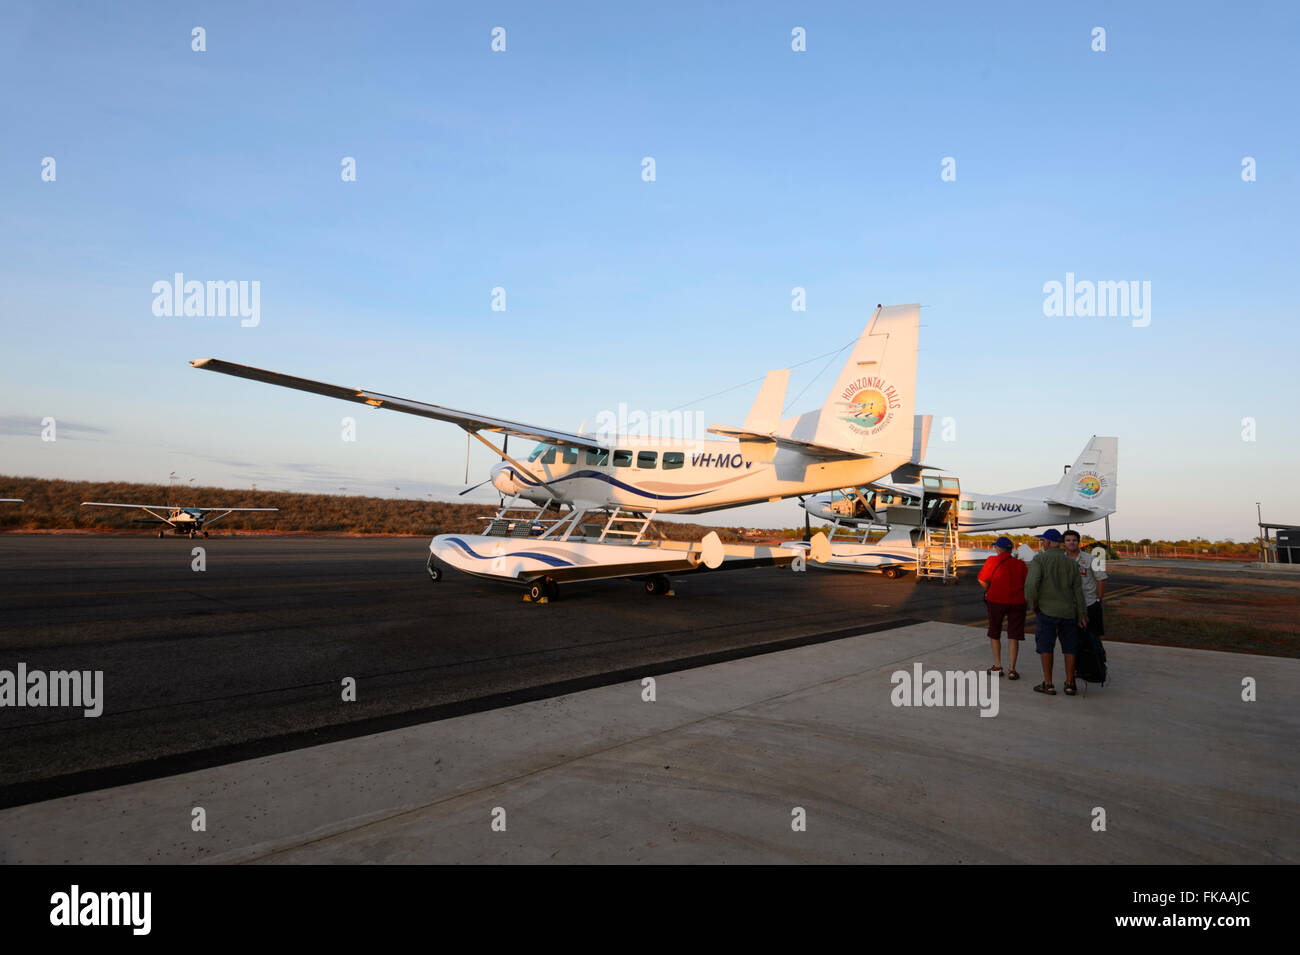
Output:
[706, 426, 773, 442]
[770, 435, 867, 460]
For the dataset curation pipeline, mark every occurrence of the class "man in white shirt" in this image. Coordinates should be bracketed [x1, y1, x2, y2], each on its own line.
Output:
[1063, 530, 1107, 637]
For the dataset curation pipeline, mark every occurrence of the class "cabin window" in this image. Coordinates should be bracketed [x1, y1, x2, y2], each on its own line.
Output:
[527, 444, 548, 462]
[663, 451, 684, 470]
[541, 448, 558, 464]
[637, 451, 658, 469]
[613, 449, 633, 467]
[880, 494, 895, 504]
[561, 447, 579, 465]
[586, 448, 609, 466]
[960, 500, 975, 510]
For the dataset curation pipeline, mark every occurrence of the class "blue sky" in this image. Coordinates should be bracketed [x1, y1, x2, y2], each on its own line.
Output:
[1, 1, 1296, 540]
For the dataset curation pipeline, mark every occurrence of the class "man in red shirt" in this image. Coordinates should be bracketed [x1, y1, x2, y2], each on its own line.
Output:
[977, 536, 1029, 679]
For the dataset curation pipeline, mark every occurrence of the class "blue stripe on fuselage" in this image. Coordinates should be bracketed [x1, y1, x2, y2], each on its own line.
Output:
[504, 466, 709, 502]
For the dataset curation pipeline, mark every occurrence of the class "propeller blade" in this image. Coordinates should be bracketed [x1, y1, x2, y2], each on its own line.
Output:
[458, 478, 492, 497]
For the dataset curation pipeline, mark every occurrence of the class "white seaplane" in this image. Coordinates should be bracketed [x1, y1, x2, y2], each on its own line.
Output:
[191, 303, 922, 599]
[794, 435, 1118, 578]
[79, 501, 279, 538]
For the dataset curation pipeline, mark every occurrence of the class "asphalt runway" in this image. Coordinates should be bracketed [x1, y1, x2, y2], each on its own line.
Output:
[0, 534, 1175, 806]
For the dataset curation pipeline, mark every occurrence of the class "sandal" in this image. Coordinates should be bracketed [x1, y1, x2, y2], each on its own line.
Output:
[1007, 670, 1020, 680]
[1063, 682, 1077, 696]
[988, 665, 1003, 677]
[1033, 682, 1056, 695]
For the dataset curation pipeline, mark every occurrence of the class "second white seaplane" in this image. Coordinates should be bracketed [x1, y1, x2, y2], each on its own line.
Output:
[191, 303, 922, 599]
[793, 435, 1119, 578]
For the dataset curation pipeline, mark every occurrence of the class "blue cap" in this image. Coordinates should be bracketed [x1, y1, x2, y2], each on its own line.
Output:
[994, 536, 1014, 550]
[1036, 528, 1064, 542]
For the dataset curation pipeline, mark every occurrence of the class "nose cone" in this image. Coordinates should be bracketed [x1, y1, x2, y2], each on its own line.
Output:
[491, 462, 517, 495]
[805, 496, 832, 519]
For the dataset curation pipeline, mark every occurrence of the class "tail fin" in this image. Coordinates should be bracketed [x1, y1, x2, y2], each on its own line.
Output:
[1047, 436, 1118, 511]
[805, 304, 919, 456]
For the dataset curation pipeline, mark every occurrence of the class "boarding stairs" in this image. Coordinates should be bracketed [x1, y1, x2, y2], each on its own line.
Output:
[915, 474, 961, 582]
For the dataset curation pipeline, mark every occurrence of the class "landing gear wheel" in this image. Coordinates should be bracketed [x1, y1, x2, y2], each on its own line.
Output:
[157, 529, 165, 539]
[644, 574, 671, 595]
[882, 567, 903, 579]
[203, 531, 209, 539]
[527, 577, 559, 601]
[426, 554, 442, 582]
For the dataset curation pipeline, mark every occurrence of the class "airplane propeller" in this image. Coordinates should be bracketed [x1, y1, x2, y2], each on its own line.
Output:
[457, 434, 509, 499]
[458, 478, 492, 497]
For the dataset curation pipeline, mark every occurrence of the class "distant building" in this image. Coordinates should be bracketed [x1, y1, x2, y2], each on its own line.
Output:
[1275, 526, 1299, 564]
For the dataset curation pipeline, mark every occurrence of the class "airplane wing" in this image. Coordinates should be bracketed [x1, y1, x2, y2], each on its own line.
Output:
[81, 502, 276, 511]
[192, 507, 279, 512]
[191, 358, 605, 452]
[81, 502, 172, 509]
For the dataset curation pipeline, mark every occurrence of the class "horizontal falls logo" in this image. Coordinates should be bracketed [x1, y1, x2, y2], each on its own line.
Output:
[839, 376, 900, 437]
[1074, 470, 1108, 498]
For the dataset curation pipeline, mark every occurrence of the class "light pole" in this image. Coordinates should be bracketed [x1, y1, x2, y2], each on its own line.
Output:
[1256, 502, 1264, 563]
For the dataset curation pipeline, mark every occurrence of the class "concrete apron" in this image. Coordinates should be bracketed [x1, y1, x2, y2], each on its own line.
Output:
[0, 622, 1294, 864]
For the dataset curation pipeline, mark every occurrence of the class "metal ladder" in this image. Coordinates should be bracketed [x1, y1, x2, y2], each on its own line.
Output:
[481, 496, 565, 537]
[916, 520, 958, 581]
[598, 506, 657, 544]
[915, 475, 961, 582]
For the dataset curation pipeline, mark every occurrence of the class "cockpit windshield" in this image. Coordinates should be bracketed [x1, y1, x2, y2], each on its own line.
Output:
[527, 443, 549, 462]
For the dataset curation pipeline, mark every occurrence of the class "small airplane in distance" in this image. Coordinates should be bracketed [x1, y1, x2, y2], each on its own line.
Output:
[191, 303, 924, 597]
[80, 502, 279, 538]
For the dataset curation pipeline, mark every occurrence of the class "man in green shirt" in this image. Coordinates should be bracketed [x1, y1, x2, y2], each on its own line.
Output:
[1023, 529, 1088, 696]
